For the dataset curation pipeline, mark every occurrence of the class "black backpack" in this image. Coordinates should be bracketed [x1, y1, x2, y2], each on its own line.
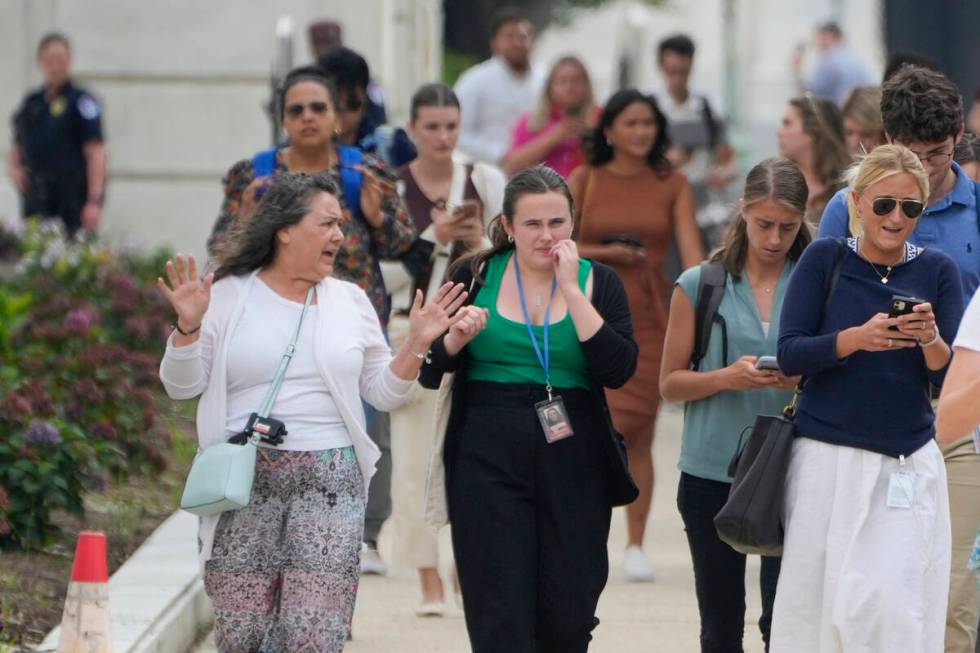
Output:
[690, 260, 728, 371]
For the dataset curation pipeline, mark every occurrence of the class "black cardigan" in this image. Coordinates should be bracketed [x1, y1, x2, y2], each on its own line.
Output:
[419, 256, 640, 506]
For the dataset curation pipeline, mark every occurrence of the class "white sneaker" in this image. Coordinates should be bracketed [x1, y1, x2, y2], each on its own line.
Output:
[360, 542, 387, 576]
[622, 545, 655, 582]
[414, 601, 445, 617]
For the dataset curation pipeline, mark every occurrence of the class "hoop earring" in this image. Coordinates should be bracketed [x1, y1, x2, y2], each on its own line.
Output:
[507, 234, 514, 243]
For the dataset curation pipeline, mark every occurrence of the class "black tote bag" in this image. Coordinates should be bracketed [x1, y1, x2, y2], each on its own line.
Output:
[713, 238, 846, 556]
[713, 407, 797, 556]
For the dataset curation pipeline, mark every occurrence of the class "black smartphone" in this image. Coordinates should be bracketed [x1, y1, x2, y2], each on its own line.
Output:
[888, 294, 927, 331]
[601, 234, 644, 249]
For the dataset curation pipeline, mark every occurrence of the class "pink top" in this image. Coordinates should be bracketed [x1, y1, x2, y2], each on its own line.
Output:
[507, 105, 596, 179]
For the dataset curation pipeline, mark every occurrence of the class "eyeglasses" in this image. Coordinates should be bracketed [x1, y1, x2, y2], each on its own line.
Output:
[284, 101, 329, 118]
[908, 147, 954, 167]
[871, 196, 925, 219]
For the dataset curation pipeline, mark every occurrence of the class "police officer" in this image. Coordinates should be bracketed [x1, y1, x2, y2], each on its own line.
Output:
[7, 33, 106, 237]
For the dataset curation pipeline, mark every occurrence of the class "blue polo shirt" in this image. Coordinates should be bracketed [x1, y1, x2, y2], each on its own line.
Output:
[817, 161, 980, 310]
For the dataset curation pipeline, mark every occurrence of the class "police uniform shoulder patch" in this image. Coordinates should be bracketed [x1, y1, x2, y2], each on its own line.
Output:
[78, 95, 101, 120]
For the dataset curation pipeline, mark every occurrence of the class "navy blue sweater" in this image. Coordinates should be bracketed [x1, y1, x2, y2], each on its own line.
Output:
[778, 238, 963, 457]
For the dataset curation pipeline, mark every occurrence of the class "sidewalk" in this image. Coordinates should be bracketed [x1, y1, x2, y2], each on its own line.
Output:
[196, 408, 768, 652]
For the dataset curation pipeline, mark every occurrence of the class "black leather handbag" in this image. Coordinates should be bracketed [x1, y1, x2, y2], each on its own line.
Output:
[713, 238, 846, 556]
[713, 395, 799, 555]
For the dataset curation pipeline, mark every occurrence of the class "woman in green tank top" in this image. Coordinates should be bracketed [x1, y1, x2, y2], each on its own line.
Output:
[419, 166, 639, 652]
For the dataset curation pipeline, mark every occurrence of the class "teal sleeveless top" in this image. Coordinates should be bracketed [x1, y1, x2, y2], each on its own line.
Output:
[466, 250, 592, 390]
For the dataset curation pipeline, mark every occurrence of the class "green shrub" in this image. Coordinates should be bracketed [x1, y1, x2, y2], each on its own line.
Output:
[0, 221, 176, 548]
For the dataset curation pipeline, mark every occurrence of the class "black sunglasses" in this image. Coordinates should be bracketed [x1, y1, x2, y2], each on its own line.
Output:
[338, 95, 364, 113]
[284, 101, 329, 118]
[871, 196, 925, 219]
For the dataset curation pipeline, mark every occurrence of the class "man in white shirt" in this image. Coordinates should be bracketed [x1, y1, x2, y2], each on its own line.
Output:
[654, 34, 738, 254]
[454, 8, 544, 166]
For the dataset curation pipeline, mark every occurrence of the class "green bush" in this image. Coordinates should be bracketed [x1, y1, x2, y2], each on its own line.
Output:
[0, 221, 176, 548]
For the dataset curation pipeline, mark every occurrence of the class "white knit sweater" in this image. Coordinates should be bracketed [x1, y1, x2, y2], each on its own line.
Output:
[159, 270, 414, 564]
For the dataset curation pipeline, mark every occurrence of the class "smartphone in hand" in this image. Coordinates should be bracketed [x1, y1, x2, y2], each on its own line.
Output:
[888, 295, 927, 331]
[755, 356, 780, 371]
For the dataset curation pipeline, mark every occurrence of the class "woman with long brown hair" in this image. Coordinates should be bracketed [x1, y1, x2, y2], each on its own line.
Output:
[778, 94, 850, 221]
[570, 88, 704, 582]
[660, 158, 811, 651]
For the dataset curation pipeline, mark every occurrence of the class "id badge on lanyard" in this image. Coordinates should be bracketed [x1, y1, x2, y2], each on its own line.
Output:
[515, 257, 574, 443]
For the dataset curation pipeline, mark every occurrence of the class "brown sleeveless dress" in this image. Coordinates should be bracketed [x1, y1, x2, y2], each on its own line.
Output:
[571, 164, 688, 435]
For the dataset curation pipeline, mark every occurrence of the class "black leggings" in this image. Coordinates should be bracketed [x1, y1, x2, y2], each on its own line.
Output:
[450, 381, 613, 653]
[677, 472, 781, 653]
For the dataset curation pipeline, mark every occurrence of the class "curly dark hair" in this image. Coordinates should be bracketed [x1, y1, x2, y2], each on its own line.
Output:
[213, 173, 339, 280]
[584, 89, 671, 176]
[881, 65, 963, 144]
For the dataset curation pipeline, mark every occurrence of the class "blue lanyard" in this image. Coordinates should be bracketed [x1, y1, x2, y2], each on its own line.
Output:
[513, 256, 557, 399]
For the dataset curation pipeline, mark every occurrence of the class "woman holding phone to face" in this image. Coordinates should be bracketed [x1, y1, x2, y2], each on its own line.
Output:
[660, 159, 809, 652]
[502, 56, 599, 179]
[772, 145, 962, 652]
[569, 89, 704, 581]
[388, 82, 505, 615]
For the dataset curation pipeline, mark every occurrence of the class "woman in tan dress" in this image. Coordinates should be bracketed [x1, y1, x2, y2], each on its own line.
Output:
[570, 89, 703, 581]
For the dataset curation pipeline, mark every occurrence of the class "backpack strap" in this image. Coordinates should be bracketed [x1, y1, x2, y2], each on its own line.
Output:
[337, 145, 365, 220]
[691, 260, 728, 371]
[251, 147, 280, 178]
[700, 96, 721, 152]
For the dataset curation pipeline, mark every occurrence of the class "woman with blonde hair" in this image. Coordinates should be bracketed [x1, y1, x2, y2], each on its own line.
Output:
[502, 56, 599, 178]
[771, 144, 963, 652]
[778, 95, 850, 221]
[841, 85, 886, 156]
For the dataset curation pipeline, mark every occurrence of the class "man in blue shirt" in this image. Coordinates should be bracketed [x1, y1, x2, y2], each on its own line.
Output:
[792, 22, 873, 105]
[818, 66, 979, 310]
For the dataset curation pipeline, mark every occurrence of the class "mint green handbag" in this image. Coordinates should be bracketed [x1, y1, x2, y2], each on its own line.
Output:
[180, 288, 314, 517]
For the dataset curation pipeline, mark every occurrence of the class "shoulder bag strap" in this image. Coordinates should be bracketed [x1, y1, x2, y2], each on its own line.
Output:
[786, 237, 847, 416]
[576, 167, 596, 238]
[256, 287, 315, 418]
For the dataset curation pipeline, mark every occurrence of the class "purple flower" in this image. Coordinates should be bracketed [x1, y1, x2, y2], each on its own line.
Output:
[64, 306, 99, 336]
[25, 420, 61, 446]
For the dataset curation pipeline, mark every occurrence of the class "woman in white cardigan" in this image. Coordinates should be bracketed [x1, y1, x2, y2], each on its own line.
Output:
[158, 173, 469, 653]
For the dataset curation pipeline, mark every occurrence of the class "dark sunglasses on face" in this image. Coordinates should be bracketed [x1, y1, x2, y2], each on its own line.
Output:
[284, 101, 329, 118]
[871, 196, 925, 219]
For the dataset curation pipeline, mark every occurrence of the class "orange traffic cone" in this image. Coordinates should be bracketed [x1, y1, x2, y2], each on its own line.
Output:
[56, 531, 113, 652]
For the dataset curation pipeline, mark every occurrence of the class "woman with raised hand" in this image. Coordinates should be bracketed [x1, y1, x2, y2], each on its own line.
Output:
[420, 165, 638, 652]
[502, 55, 599, 178]
[772, 144, 963, 652]
[208, 65, 415, 324]
[159, 173, 463, 652]
[660, 158, 811, 652]
[570, 88, 704, 582]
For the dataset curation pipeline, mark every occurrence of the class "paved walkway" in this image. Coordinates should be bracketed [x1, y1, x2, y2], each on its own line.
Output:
[196, 407, 767, 652]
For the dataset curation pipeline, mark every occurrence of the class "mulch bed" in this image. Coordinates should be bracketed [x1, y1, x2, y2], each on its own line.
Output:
[0, 406, 196, 650]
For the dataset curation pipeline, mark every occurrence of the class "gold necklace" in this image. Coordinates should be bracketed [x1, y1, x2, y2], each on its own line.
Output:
[860, 240, 905, 284]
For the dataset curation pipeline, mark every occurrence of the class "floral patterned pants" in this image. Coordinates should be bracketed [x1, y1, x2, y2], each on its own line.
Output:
[204, 447, 364, 653]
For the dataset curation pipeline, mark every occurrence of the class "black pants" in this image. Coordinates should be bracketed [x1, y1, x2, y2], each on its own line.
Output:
[677, 472, 781, 653]
[450, 381, 612, 653]
[22, 173, 86, 237]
